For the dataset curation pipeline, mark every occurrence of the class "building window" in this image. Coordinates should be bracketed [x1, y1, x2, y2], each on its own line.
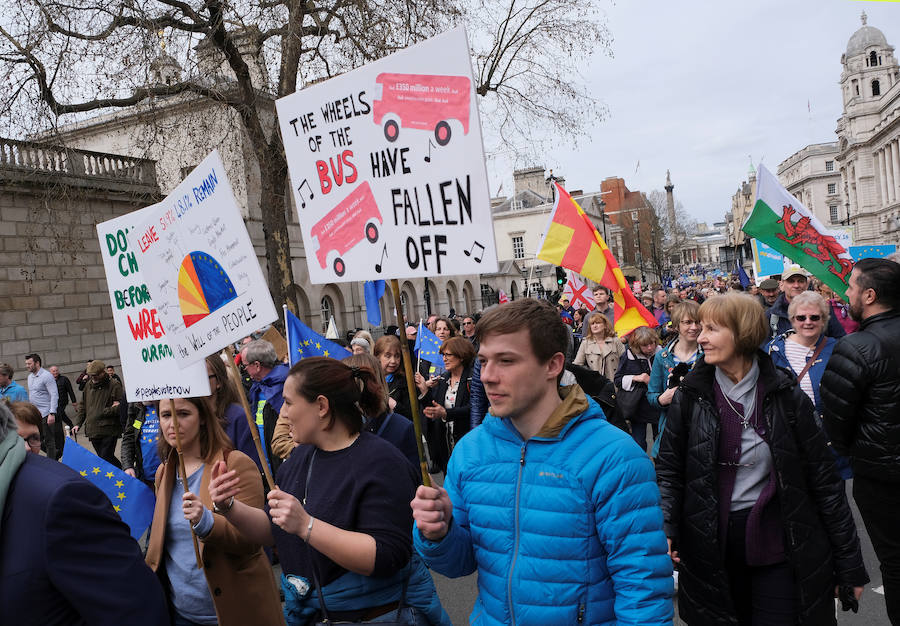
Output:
[511, 235, 525, 259]
[320, 296, 333, 333]
[631, 210, 639, 221]
[830, 205, 839, 223]
[510, 199, 523, 211]
[825, 160, 834, 172]
[870, 51, 878, 67]
[872, 80, 881, 97]
[827, 183, 836, 195]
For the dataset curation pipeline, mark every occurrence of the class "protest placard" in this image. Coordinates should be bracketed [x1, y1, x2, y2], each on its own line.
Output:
[96, 208, 210, 401]
[130, 151, 278, 367]
[276, 27, 498, 284]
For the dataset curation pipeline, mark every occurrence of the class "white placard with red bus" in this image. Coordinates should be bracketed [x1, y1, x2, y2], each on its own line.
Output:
[276, 27, 498, 284]
[128, 151, 278, 368]
[96, 207, 211, 401]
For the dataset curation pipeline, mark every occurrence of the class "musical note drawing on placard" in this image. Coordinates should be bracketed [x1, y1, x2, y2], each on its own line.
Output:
[424, 139, 437, 163]
[297, 179, 314, 209]
[463, 241, 485, 263]
[374, 244, 388, 273]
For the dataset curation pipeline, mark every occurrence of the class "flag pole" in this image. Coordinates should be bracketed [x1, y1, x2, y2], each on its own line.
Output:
[283, 304, 290, 364]
[416, 319, 423, 374]
[169, 398, 203, 569]
[223, 346, 276, 492]
[391, 280, 431, 487]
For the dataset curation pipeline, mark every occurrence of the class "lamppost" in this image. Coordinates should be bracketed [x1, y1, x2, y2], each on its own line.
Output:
[634, 219, 646, 284]
[424, 279, 432, 317]
[535, 266, 544, 299]
[518, 263, 528, 298]
[598, 199, 608, 242]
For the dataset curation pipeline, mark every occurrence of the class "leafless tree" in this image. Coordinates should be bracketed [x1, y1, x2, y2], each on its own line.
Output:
[0, 0, 610, 310]
[646, 188, 696, 280]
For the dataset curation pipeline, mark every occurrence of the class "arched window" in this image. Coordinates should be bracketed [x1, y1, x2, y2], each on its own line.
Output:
[872, 79, 881, 97]
[320, 296, 333, 333]
[870, 51, 878, 68]
[399, 291, 408, 321]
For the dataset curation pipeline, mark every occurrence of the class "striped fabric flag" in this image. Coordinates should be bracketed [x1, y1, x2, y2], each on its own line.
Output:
[537, 183, 657, 336]
[742, 164, 854, 296]
[498, 290, 509, 304]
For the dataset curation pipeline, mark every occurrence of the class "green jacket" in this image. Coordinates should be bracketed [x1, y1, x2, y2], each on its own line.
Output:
[75, 375, 124, 439]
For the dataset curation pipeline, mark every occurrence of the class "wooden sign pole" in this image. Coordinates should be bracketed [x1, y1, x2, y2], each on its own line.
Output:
[389, 279, 431, 487]
[169, 398, 203, 569]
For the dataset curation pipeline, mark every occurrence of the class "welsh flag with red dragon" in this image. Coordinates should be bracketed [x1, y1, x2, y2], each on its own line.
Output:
[537, 184, 657, 336]
[742, 164, 854, 296]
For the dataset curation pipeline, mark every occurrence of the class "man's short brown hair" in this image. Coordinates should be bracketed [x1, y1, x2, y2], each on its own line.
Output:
[0, 363, 13, 378]
[475, 299, 567, 363]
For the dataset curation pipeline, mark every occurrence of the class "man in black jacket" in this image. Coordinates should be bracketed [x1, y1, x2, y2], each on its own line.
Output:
[822, 258, 900, 625]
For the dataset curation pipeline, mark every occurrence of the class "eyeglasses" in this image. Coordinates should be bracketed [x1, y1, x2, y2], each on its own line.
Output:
[462, 321, 474, 326]
[793, 315, 821, 322]
[24, 433, 41, 448]
[440, 352, 457, 358]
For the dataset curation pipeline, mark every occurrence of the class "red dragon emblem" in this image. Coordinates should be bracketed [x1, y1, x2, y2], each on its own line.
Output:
[775, 205, 853, 283]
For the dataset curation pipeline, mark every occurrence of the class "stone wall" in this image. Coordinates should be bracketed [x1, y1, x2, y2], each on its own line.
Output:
[0, 138, 161, 395]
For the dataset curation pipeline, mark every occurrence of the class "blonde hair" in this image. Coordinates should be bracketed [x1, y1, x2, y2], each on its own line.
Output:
[628, 326, 659, 351]
[585, 312, 614, 340]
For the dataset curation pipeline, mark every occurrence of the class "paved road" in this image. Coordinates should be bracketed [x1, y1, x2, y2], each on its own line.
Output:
[431, 480, 889, 625]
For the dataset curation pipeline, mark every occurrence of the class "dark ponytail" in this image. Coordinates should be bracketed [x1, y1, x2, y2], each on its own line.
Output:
[287, 357, 385, 433]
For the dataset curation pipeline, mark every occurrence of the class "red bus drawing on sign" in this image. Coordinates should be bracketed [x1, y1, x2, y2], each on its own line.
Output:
[372, 73, 471, 147]
[311, 181, 382, 277]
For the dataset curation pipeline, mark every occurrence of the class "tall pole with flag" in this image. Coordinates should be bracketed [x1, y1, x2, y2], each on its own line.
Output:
[537, 183, 657, 336]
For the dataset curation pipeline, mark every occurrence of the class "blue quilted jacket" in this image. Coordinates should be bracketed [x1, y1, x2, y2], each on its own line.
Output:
[414, 387, 673, 625]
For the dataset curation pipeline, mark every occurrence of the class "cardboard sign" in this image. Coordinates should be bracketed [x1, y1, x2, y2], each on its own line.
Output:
[276, 27, 498, 284]
[96, 208, 210, 401]
[130, 151, 278, 367]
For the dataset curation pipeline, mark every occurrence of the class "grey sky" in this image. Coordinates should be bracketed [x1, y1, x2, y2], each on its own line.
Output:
[486, 0, 897, 226]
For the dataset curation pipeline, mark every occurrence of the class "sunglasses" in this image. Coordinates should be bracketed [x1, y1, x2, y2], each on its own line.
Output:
[793, 315, 821, 322]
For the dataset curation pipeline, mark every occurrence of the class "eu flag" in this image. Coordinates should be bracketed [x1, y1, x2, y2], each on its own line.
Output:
[414, 322, 445, 369]
[61, 439, 155, 540]
[848, 245, 896, 261]
[736, 263, 751, 288]
[286, 309, 351, 366]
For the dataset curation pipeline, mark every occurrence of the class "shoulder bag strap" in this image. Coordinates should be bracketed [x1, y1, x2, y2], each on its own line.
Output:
[796, 338, 827, 382]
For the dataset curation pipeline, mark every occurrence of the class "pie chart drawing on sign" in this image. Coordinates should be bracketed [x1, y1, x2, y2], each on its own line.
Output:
[178, 251, 238, 328]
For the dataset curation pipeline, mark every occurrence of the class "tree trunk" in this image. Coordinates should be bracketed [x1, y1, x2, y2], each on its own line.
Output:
[257, 144, 297, 316]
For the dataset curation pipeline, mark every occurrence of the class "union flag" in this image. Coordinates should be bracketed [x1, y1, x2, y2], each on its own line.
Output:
[537, 184, 657, 336]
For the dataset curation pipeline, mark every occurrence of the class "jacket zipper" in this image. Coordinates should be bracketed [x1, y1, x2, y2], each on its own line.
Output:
[577, 601, 586, 623]
[507, 443, 526, 626]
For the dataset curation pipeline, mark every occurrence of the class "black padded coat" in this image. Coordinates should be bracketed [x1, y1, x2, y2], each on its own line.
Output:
[656, 352, 868, 625]
[821, 311, 900, 483]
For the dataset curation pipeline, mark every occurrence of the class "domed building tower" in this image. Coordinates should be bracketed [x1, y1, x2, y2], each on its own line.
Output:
[836, 11, 900, 244]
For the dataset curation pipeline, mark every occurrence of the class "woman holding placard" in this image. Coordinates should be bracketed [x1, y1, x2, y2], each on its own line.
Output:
[208, 357, 450, 626]
[144, 396, 283, 626]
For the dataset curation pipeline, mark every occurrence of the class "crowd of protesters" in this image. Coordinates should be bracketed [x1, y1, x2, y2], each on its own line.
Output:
[1, 257, 899, 625]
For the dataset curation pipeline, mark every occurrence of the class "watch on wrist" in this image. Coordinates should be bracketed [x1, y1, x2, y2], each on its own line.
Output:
[213, 496, 235, 514]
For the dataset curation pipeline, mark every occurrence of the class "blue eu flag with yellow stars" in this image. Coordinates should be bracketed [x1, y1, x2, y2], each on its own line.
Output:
[848, 245, 896, 261]
[286, 309, 351, 366]
[61, 439, 155, 540]
[414, 322, 445, 369]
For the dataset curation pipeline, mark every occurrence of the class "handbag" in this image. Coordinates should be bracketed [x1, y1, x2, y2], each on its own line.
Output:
[617, 382, 647, 420]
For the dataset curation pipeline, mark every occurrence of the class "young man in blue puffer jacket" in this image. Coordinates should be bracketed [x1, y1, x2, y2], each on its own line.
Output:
[411, 298, 673, 625]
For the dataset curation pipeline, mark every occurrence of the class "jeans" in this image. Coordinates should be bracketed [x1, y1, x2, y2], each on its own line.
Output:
[40, 416, 64, 460]
[90, 436, 122, 469]
[854, 476, 900, 625]
[173, 613, 216, 626]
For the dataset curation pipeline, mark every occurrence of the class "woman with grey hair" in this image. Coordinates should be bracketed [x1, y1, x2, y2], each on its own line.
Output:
[766, 290, 851, 478]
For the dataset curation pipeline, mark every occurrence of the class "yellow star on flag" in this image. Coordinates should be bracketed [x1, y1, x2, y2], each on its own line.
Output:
[105, 472, 114, 479]
[323, 350, 330, 357]
[115, 480, 124, 488]
[315, 342, 321, 349]
[117, 492, 126, 501]
[304, 340, 310, 346]
[91, 467, 100, 475]
[79, 470, 87, 477]
[114, 505, 121, 512]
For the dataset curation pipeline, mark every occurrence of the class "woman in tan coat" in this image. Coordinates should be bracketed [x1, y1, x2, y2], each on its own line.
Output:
[145, 396, 284, 626]
[573, 312, 625, 381]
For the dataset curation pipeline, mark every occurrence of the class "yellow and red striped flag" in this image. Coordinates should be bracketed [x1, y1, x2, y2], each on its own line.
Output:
[537, 184, 657, 336]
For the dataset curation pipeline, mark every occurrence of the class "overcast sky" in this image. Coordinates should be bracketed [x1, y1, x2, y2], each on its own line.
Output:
[486, 0, 897, 226]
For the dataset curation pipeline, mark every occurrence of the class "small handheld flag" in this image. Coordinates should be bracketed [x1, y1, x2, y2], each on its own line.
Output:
[363, 281, 386, 327]
[61, 439, 155, 540]
[414, 323, 444, 369]
[286, 310, 351, 366]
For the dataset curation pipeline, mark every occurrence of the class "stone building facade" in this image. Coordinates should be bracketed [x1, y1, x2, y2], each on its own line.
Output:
[777, 142, 843, 228]
[0, 138, 160, 393]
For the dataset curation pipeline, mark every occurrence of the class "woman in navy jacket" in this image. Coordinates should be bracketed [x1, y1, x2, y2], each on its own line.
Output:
[614, 326, 660, 453]
[418, 337, 475, 475]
